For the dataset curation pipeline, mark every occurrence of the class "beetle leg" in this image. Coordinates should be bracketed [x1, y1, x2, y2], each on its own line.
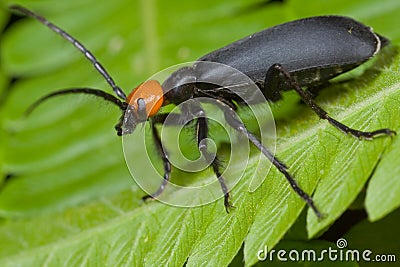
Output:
[219, 102, 322, 218]
[115, 113, 124, 136]
[143, 102, 233, 212]
[151, 113, 193, 126]
[194, 105, 234, 213]
[141, 106, 194, 201]
[268, 64, 396, 139]
[262, 64, 284, 101]
[142, 120, 172, 201]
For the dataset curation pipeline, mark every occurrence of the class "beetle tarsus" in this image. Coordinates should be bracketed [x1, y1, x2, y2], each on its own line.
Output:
[326, 116, 396, 139]
[142, 194, 154, 202]
[224, 193, 236, 213]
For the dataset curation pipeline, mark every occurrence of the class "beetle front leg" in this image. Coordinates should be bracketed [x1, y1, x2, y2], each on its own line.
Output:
[142, 120, 172, 201]
[141, 110, 194, 202]
[265, 63, 396, 139]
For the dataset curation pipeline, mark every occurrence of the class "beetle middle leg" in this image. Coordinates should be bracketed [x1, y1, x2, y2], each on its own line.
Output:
[265, 64, 396, 139]
[194, 105, 234, 212]
[219, 102, 322, 218]
[178, 100, 233, 212]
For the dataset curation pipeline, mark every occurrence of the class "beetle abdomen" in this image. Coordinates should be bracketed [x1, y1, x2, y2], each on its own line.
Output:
[199, 16, 388, 84]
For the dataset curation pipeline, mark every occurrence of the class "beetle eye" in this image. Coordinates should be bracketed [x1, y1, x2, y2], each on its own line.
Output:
[127, 80, 164, 117]
[136, 98, 147, 121]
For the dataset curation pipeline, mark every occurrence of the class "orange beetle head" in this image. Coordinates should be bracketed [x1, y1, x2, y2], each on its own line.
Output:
[122, 80, 165, 134]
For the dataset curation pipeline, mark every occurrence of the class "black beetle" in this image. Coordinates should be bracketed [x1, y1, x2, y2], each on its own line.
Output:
[12, 5, 395, 218]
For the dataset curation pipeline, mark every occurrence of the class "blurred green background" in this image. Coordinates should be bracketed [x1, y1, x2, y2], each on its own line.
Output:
[0, 0, 399, 266]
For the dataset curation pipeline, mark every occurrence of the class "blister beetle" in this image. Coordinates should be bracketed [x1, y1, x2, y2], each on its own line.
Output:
[12, 5, 395, 218]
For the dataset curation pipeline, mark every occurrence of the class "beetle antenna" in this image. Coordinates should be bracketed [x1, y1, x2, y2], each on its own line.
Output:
[10, 5, 127, 100]
[25, 88, 127, 116]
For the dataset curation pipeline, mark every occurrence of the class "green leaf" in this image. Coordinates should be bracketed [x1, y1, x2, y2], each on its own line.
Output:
[344, 208, 400, 266]
[305, 48, 400, 237]
[365, 126, 400, 221]
[244, 47, 400, 265]
[0, 190, 158, 266]
[1, 0, 400, 266]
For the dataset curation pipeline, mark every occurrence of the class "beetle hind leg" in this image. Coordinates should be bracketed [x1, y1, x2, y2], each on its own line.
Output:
[266, 63, 396, 139]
